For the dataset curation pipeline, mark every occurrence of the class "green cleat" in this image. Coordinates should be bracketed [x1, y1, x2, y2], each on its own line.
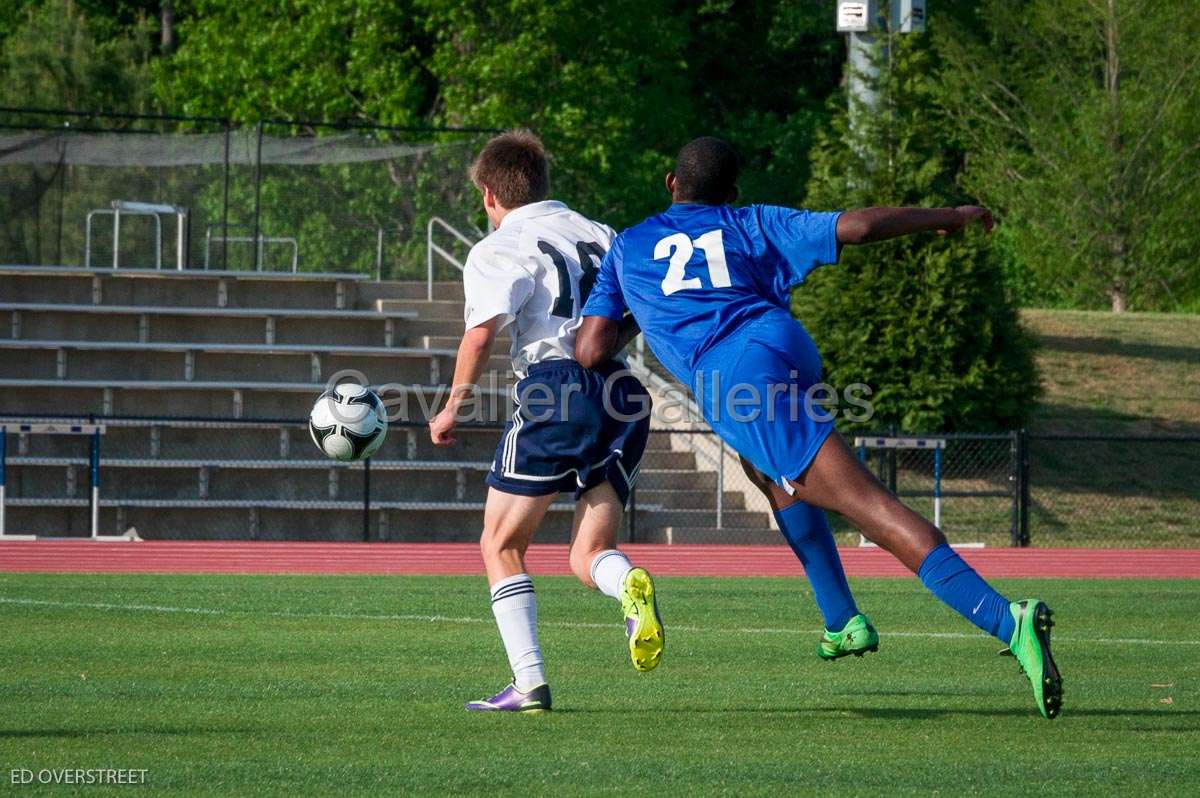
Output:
[1004, 599, 1063, 720]
[816, 613, 879, 660]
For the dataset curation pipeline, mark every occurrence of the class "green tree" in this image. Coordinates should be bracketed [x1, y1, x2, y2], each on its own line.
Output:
[153, 0, 699, 271]
[683, 0, 842, 208]
[154, 1, 851, 231]
[795, 31, 1038, 433]
[938, 0, 1200, 312]
[0, 0, 155, 111]
[155, 0, 431, 126]
[0, 0, 158, 266]
[416, 0, 692, 227]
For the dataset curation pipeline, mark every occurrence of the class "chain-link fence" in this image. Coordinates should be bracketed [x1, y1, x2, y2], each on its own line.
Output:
[0, 416, 774, 543]
[852, 433, 1018, 547]
[0, 108, 490, 280]
[1027, 433, 1200, 548]
[2, 414, 1197, 546]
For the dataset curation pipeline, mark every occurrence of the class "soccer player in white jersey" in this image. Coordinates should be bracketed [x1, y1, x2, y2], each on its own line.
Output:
[428, 131, 664, 713]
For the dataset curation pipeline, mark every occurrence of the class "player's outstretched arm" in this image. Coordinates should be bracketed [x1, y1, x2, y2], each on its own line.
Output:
[429, 317, 501, 445]
[576, 314, 639, 369]
[836, 205, 993, 245]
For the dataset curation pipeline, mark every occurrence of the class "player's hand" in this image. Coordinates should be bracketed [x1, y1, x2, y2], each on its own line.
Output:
[429, 407, 458, 446]
[938, 205, 994, 236]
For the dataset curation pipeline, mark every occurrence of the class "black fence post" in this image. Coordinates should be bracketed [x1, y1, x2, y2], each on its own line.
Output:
[221, 121, 231, 270]
[362, 457, 371, 542]
[55, 157, 65, 266]
[887, 424, 898, 494]
[89, 426, 101, 539]
[1017, 428, 1031, 547]
[1009, 430, 1020, 547]
[183, 211, 192, 270]
[627, 484, 637, 544]
[252, 120, 264, 271]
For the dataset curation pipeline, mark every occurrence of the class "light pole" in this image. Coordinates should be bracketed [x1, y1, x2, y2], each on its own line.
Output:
[836, 1, 926, 123]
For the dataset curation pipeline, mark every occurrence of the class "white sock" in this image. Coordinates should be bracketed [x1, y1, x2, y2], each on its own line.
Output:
[489, 573, 546, 691]
[590, 550, 634, 600]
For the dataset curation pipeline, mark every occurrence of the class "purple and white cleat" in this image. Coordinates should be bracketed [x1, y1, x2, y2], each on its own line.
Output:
[465, 681, 552, 713]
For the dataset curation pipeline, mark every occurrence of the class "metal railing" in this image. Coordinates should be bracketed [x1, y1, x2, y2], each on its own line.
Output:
[203, 226, 299, 272]
[84, 201, 189, 270]
[624, 339, 738, 528]
[426, 216, 476, 299]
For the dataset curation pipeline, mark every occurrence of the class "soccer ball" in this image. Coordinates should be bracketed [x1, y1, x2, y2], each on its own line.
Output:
[308, 384, 387, 462]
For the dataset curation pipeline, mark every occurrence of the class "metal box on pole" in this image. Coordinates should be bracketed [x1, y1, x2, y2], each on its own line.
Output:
[836, 1, 875, 33]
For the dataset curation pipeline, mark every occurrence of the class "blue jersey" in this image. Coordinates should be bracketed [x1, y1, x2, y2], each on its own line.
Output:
[582, 203, 842, 384]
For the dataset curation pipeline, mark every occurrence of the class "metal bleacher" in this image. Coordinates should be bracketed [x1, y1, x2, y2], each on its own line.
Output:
[0, 264, 773, 542]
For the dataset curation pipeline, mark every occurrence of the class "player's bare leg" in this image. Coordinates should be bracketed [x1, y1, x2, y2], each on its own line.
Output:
[479, 488, 557, 584]
[780, 432, 1061, 718]
[739, 456, 876, 659]
[567, 481, 624, 587]
[779, 432, 945, 572]
[467, 488, 557, 713]
[568, 481, 664, 672]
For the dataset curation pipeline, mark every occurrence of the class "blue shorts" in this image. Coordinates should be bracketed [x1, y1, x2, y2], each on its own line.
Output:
[692, 310, 835, 491]
[487, 360, 651, 506]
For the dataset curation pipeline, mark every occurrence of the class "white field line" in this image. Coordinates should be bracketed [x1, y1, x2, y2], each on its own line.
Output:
[1, 595, 1197, 647]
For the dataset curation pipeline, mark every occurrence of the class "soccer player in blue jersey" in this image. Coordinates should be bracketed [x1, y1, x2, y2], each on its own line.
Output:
[576, 137, 1062, 719]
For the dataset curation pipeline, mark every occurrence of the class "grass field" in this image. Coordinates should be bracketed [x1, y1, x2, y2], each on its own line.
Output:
[2, 573, 1196, 796]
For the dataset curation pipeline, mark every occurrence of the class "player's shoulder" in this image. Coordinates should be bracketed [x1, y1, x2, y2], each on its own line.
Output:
[466, 227, 527, 275]
[620, 209, 674, 243]
[466, 228, 510, 262]
[729, 203, 829, 239]
[547, 202, 617, 244]
[731, 203, 781, 226]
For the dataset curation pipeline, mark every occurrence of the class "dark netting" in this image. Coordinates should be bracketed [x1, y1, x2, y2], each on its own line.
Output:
[0, 115, 487, 279]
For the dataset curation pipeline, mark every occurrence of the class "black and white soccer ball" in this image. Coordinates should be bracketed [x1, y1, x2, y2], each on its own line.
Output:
[308, 384, 387, 462]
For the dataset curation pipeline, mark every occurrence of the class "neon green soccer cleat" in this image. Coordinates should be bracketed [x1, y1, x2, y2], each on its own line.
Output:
[620, 567, 664, 672]
[817, 613, 879, 660]
[1004, 599, 1063, 720]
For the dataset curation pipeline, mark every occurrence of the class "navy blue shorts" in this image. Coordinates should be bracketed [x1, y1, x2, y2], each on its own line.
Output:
[487, 360, 651, 506]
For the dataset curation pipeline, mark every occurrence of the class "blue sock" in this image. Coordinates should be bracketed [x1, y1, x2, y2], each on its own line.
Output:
[918, 544, 1015, 643]
[774, 502, 859, 631]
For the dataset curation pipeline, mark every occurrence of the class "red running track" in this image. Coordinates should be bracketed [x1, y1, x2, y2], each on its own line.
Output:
[1, 541, 1198, 578]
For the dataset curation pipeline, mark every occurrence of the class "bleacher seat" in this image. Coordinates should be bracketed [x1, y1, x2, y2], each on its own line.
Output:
[0, 266, 774, 542]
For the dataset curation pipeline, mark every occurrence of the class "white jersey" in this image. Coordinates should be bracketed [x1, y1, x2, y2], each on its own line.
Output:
[462, 200, 616, 378]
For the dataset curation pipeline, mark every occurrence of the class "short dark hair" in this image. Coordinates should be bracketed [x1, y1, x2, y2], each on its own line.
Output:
[468, 130, 550, 208]
[672, 137, 739, 204]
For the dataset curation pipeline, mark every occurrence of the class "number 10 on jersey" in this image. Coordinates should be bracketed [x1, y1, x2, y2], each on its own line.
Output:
[540, 240, 605, 319]
[655, 229, 730, 296]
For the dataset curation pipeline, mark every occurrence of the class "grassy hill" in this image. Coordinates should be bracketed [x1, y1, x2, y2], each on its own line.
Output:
[1017, 310, 1199, 546]
[1022, 309, 1200, 434]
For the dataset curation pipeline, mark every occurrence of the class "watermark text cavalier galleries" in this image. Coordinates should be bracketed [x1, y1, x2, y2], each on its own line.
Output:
[323, 368, 875, 426]
[10, 768, 148, 786]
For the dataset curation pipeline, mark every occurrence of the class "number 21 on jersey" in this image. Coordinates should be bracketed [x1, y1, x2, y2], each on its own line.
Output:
[655, 229, 730, 296]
